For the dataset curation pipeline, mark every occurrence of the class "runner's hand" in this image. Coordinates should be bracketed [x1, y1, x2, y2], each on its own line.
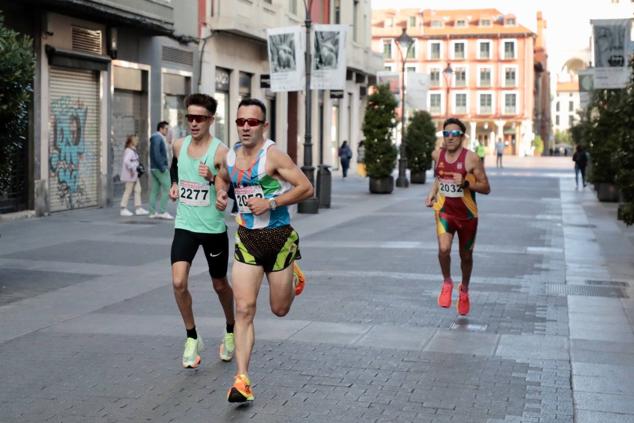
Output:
[247, 197, 270, 216]
[452, 172, 464, 186]
[425, 194, 435, 208]
[216, 189, 228, 211]
[198, 163, 214, 182]
[169, 183, 179, 201]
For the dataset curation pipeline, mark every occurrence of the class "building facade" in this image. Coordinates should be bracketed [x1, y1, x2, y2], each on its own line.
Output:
[372, 8, 537, 156]
[199, 0, 382, 171]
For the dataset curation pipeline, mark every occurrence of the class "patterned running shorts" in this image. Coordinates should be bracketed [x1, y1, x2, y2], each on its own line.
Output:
[234, 225, 301, 273]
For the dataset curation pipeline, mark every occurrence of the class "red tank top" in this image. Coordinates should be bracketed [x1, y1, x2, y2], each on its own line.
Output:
[433, 148, 478, 219]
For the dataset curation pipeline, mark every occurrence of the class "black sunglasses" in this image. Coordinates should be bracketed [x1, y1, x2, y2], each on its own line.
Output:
[186, 114, 212, 123]
[235, 118, 264, 127]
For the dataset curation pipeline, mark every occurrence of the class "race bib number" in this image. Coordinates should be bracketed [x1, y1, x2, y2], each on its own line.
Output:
[438, 179, 464, 198]
[179, 180, 210, 206]
[234, 185, 265, 214]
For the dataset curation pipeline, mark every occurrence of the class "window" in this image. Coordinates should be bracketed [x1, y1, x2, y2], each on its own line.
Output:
[429, 42, 441, 60]
[506, 18, 515, 25]
[263, 0, 272, 3]
[430, 93, 442, 114]
[385, 18, 393, 28]
[409, 16, 416, 27]
[569, 101, 574, 112]
[453, 42, 465, 59]
[333, 0, 341, 24]
[480, 19, 492, 27]
[431, 20, 443, 28]
[384, 65, 393, 71]
[504, 68, 516, 87]
[456, 19, 467, 27]
[407, 42, 416, 59]
[406, 66, 417, 73]
[504, 41, 515, 59]
[569, 115, 574, 126]
[289, 0, 298, 15]
[504, 93, 517, 114]
[479, 93, 492, 114]
[430, 69, 440, 85]
[556, 115, 560, 125]
[383, 40, 392, 59]
[479, 41, 490, 59]
[353, 0, 359, 42]
[455, 68, 466, 87]
[556, 101, 560, 112]
[479, 68, 492, 87]
[455, 93, 467, 114]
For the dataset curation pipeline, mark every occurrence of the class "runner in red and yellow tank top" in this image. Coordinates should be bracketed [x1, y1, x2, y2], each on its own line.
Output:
[425, 118, 491, 316]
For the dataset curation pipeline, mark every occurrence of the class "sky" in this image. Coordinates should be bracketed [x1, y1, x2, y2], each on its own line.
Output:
[370, 0, 630, 76]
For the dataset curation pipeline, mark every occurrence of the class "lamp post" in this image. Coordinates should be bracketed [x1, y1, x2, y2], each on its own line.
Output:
[442, 62, 453, 120]
[394, 27, 414, 188]
[298, 0, 319, 213]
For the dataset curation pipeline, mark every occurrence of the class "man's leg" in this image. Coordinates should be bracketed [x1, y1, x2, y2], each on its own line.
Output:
[149, 169, 160, 214]
[435, 213, 455, 308]
[172, 261, 195, 329]
[266, 264, 295, 317]
[158, 169, 171, 213]
[455, 218, 478, 316]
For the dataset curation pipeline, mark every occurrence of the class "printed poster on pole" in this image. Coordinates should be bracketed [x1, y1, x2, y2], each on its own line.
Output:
[591, 19, 632, 89]
[267, 27, 305, 92]
[310, 25, 347, 90]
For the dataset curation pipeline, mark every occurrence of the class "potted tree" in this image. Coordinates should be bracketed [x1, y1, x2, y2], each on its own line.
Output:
[405, 110, 436, 184]
[615, 58, 634, 224]
[362, 84, 397, 194]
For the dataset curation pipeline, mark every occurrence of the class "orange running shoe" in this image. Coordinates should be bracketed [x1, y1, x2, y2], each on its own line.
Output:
[457, 284, 470, 316]
[437, 279, 453, 308]
[227, 374, 254, 403]
[292, 262, 305, 296]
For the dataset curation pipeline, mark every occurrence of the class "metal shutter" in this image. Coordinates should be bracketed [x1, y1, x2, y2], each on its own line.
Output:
[48, 68, 100, 211]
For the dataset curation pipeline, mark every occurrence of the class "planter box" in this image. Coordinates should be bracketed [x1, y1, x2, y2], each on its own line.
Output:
[596, 183, 619, 202]
[410, 171, 427, 184]
[369, 176, 394, 194]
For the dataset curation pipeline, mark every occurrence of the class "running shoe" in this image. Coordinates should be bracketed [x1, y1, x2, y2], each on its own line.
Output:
[292, 261, 305, 296]
[437, 279, 453, 308]
[158, 212, 174, 220]
[219, 332, 235, 362]
[457, 284, 470, 316]
[135, 207, 149, 216]
[182, 336, 204, 369]
[227, 374, 254, 403]
[120, 208, 133, 217]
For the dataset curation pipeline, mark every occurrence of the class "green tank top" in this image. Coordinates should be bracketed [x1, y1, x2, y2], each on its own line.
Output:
[174, 136, 226, 234]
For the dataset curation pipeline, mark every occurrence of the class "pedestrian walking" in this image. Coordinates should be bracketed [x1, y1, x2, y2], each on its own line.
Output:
[148, 121, 173, 219]
[425, 118, 491, 316]
[476, 141, 486, 164]
[357, 140, 366, 177]
[120, 135, 149, 216]
[168, 93, 236, 369]
[495, 138, 505, 168]
[572, 144, 588, 188]
[215, 98, 313, 403]
[338, 141, 352, 177]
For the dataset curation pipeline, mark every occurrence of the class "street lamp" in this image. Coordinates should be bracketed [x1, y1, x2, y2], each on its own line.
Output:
[443, 62, 453, 119]
[298, 0, 320, 214]
[394, 27, 414, 188]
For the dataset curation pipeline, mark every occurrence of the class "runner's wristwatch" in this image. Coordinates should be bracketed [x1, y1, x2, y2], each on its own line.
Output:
[269, 199, 278, 210]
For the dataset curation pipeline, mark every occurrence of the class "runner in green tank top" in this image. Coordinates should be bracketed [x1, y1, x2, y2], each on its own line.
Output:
[167, 94, 236, 370]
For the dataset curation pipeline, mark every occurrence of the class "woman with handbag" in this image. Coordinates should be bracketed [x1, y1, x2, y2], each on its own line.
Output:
[120, 135, 149, 216]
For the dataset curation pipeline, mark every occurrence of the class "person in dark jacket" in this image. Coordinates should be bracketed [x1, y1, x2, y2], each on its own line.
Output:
[149, 121, 173, 219]
[572, 144, 589, 188]
[338, 141, 352, 178]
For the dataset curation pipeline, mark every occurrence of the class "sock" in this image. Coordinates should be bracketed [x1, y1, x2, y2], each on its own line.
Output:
[186, 326, 197, 339]
[226, 323, 234, 334]
[444, 278, 453, 284]
[460, 284, 468, 292]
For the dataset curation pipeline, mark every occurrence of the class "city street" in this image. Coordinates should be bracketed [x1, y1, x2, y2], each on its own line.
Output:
[1, 156, 633, 423]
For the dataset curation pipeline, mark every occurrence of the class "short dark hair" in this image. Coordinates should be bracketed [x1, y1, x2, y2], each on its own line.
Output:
[157, 121, 169, 131]
[237, 98, 267, 121]
[185, 94, 217, 115]
[443, 117, 466, 134]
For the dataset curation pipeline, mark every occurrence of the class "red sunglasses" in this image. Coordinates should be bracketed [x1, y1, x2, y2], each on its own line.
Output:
[186, 114, 212, 123]
[235, 118, 264, 127]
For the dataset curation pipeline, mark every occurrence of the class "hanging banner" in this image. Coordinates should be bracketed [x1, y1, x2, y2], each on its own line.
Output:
[376, 71, 400, 96]
[406, 72, 430, 111]
[267, 26, 304, 92]
[591, 19, 632, 89]
[310, 24, 347, 90]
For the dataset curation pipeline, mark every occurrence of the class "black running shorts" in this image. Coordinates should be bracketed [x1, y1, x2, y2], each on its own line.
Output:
[171, 228, 229, 279]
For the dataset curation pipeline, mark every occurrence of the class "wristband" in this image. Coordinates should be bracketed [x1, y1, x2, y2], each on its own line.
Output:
[462, 180, 470, 189]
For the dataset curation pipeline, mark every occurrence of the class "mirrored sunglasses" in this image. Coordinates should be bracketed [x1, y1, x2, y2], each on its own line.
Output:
[443, 130, 464, 138]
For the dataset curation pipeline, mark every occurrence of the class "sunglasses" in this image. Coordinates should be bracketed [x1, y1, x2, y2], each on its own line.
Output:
[443, 130, 464, 138]
[235, 118, 264, 127]
[186, 114, 212, 123]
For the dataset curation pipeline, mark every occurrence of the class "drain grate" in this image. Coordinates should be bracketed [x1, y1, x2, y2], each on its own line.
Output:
[547, 284, 627, 298]
[585, 279, 630, 287]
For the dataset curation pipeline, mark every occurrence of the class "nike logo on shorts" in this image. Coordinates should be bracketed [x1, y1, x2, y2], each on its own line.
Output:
[209, 251, 223, 257]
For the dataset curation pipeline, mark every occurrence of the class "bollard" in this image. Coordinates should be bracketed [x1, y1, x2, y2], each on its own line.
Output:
[316, 164, 331, 208]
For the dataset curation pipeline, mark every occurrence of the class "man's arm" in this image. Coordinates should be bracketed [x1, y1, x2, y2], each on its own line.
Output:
[466, 151, 491, 195]
[213, 144, 229, 211]
[169, 138, 184, 201]
[425, 149, 441, 207]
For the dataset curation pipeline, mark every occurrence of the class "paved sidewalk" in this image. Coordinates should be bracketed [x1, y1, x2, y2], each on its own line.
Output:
[0, 157, 633, 423]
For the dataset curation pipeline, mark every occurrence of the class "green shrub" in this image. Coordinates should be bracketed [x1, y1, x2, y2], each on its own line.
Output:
[362, 84, 397, 179]
[404, 110, 436, 173]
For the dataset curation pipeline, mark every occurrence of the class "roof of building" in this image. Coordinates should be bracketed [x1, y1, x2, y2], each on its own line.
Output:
[557, 81, 579, 93]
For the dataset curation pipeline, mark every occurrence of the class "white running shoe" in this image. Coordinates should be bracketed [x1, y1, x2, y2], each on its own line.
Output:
[148, 212, 159, 219]
[159, 212, 174, 220]
[135, 207, 149, 216]
[120, 208, 133, 217]
[182, 336, 204, 368]
[219, 332, 235, 362]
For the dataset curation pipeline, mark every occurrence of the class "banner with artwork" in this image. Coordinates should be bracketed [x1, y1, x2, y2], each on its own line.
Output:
[310, 25, 347, 90]
[591, 19, 632, 89]
[267, 27, 305, 92]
